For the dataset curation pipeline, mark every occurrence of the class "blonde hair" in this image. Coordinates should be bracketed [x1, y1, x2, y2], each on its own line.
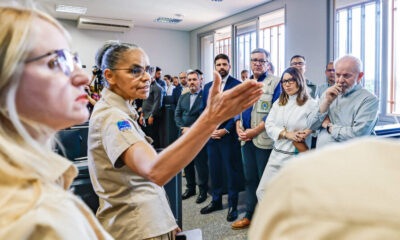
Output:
[0, 6, 73, 181]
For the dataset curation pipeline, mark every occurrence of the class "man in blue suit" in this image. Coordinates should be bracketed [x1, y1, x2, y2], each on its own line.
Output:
[175, 70, 209, 204]
[200, 54, 242, 222]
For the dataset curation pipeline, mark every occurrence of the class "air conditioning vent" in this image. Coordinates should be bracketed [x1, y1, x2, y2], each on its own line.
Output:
[77, 17, 134, 32]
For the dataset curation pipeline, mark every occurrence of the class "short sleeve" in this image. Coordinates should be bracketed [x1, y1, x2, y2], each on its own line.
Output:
[101, 114, 145, 168]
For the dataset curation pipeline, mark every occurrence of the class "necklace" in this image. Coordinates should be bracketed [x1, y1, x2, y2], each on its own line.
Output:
[282, 96, 296, 131]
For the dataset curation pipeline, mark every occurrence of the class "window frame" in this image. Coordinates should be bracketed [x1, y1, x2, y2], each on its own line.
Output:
[259, 22, 285, 76]
[198, 8, 286, 81]
[334, 0, 381, 98]
[333, 0, 400, 124]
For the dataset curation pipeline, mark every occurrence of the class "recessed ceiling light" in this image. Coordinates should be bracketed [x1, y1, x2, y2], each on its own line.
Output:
[155, 17, 182, 24]
[56, 5, 87, 14]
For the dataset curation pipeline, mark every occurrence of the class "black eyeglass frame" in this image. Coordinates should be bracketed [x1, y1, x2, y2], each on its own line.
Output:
[281, 78, 297, 85]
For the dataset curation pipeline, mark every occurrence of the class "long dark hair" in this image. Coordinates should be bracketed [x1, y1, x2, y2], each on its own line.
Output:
[278, 67, 309, 106]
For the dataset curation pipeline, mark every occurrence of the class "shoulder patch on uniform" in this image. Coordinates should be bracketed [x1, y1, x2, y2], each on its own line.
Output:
[117, 120, 131, 131]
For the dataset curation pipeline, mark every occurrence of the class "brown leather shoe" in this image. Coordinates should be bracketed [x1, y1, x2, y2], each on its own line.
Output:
[231, 217, 251, 229]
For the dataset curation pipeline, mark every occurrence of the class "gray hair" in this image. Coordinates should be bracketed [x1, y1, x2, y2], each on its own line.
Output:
[251, 48, 270, 60]
[334, 55, 363, 73]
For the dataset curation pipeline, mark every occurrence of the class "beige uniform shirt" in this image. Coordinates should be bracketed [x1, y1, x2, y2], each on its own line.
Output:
[88, 88, 177, 240]
[249, 138, 400, 240]
[0, 151, 112, 240]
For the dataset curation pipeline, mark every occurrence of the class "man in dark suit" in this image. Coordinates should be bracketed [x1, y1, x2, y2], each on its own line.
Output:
[140, 77, 163, 148]
[172, 72, 188, 107]
[200, 54, 242, 222]
[175, 70, 209, 204]
[154, 67, 167, 93]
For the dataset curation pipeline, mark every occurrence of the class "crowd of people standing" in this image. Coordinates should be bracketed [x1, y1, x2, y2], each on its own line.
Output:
[0, 5, 387, 240]
[167, 50, 379, 232]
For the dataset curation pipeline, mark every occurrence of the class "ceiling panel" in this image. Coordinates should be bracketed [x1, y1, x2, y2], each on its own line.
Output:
[32, 0, 272, 31]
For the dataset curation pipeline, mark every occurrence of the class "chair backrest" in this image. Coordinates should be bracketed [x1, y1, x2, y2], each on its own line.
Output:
[70, 125, 89, 159]
[56, 129, 82, 161]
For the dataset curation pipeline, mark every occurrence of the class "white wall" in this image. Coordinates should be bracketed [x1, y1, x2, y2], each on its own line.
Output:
[190, 0, 330, 86]
[60, 20, 190, 77]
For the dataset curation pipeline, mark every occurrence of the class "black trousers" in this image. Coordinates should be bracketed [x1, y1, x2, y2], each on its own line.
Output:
[184, 146, 209, 192]
[142, 117, 161, 149]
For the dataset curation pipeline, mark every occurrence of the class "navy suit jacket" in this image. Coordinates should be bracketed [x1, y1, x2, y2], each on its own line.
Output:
[156, 78, 167, 93]
[201, 76, 241, 136]
[172, 84, 183, 106]
[175, 90, 203, 135]
[175, 90, 203, 129]
[142, 81, 163, 119]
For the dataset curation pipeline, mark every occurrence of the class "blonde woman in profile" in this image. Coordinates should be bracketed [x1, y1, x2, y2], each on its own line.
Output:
[256, 67, 317, 201]
[0, 6, 264, 240]
[0, 6, 112, 239]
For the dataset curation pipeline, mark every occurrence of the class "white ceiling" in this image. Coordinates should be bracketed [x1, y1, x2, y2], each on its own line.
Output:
[34, 0, 272, 31]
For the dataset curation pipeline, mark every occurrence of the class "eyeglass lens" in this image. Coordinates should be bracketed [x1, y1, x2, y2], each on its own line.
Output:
[281, 78, 296, 84]
[251, 59, 267, 64]
[55, 50, 81, 77]
[131, 66, 154, 78]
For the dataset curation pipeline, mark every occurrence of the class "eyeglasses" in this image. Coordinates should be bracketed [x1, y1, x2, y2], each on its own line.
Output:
[25, 49, 81, 77]
[326, 69, 335, 72]
[290, 61, 305, 66]
[251, 59, 268, 64]
[111, 65, 155, 78]
[281, 78, 297, 85]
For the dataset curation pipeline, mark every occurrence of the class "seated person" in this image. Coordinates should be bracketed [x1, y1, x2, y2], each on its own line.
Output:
[307, 55, 379, 148]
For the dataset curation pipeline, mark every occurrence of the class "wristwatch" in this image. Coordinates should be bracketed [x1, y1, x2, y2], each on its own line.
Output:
[327, 123, 333, 133]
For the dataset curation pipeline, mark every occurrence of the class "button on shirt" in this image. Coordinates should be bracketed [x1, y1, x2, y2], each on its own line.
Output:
[88, 88, 177, 240]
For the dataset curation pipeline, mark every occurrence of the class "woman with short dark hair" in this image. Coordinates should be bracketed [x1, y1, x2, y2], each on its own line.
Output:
[87, 40, 264, 239]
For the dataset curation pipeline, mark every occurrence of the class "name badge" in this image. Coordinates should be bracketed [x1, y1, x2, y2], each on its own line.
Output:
[117, 120, 131, 131]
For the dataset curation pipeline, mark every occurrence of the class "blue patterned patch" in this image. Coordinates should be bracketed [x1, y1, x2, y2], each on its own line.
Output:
[259, 101, 270, 112]
[117, 120, 131, 131]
